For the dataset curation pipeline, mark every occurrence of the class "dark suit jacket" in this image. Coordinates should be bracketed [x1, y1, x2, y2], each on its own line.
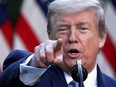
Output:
[0, 50, 116, 87]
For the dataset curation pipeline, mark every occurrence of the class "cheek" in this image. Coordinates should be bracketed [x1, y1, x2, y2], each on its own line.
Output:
[55, 33, 67, 39]
[84, 36, 99, 53]
[82, 35, 99, 63]
[81, 36, 99, 70]
[82, 32, 99, 50]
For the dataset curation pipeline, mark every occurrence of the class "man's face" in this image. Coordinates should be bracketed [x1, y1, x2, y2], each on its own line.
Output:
[52, 9, 106, 73]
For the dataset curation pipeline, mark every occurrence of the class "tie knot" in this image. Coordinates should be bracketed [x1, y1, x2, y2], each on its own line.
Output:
[69, 81, 77, 87]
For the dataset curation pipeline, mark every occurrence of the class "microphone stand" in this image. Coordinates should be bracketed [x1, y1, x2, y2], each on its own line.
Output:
[76, 60, 84, 87]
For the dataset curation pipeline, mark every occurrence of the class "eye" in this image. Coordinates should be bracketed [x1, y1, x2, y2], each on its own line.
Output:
[80, 27, 88, 30]
[57, 26, 69, 34]
[57, 29, 68, 34]
[78, 27, 89, 33]
[57, 29, 67, 32]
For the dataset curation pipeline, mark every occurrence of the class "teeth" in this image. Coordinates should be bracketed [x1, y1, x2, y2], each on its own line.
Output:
[71, 53, 77, 54]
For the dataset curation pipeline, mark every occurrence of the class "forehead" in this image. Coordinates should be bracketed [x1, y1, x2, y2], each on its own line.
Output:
[55, 9, 97, 25]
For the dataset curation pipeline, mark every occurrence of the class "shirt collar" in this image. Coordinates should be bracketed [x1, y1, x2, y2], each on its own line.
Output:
[64, 65, 97, 86]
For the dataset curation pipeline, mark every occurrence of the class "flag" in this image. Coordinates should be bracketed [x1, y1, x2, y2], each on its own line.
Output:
[0, 1, 13, 68]
[97, 0, 116, 78]
[0, 0, 116, 79]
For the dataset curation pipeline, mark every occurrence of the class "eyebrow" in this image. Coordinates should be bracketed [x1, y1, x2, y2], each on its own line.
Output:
[57, 24, 69, 27]
[75, 22, 89, 26]
[57, 22, 89, 27]
[57, 18, 90, 27]
[57, 19, 71, 25]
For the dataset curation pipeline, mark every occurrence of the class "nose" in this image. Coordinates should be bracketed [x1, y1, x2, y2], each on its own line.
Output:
[68, 29, 78, 43]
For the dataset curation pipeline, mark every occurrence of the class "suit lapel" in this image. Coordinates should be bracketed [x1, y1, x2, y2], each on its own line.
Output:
[34, 65, 68, 87]
[97, 65, 106, 87]
[49, 65, 68, 87]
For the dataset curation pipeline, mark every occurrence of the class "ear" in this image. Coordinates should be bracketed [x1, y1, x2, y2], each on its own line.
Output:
[98, 33, 107, 48]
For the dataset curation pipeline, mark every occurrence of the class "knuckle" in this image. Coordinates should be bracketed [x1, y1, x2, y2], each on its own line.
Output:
[40, 56, 46, 63]
[40, 49, 45, 58]
[46, 50, 53, 56]
[38, 61, 48, 68]
[34, 46, 39, 52]
[45, 46, 53, 54]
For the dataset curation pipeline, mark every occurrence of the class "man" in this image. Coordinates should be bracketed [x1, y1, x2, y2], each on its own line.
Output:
[0, 0, 116, 87]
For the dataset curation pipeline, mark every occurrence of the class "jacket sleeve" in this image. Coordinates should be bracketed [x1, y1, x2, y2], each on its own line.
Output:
[0, 50, 32, 87]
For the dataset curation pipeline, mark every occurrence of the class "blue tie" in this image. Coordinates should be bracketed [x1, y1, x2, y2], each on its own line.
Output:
[70, 81, 77, 87]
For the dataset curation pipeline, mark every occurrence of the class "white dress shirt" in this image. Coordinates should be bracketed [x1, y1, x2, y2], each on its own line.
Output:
[20, 54, 48, 85]
[20, 54, 97, 87]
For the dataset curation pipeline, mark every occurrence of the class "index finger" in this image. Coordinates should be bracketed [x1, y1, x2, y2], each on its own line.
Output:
[54, 38, 62, 52]
[45, 38, 62, 64]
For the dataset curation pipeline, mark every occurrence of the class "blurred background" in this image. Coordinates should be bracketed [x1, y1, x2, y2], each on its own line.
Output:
[0, 0, 116, 78]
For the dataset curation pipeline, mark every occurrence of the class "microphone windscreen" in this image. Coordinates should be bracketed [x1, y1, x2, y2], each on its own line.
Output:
[71, 65, 88, 82]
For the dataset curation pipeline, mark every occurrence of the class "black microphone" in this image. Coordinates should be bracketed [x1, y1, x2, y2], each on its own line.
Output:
[71, 60, 88, 87]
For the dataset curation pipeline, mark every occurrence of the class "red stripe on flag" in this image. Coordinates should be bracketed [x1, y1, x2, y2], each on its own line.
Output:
[102, 34, 116, 75]
[15, 14, 41, 52]
[0, 20, 13, 50]
[0, 64, 2, 72]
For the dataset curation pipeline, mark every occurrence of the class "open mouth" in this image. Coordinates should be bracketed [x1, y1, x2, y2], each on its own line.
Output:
[70, 49, 79, 54]
[68, 49, 80, 58]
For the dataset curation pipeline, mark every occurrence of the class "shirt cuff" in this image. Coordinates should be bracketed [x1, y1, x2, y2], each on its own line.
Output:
[19, 54, 47, 86]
